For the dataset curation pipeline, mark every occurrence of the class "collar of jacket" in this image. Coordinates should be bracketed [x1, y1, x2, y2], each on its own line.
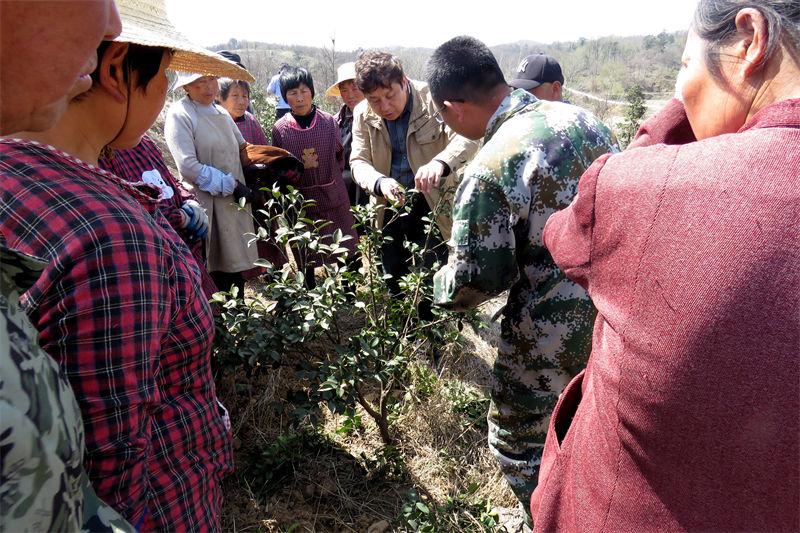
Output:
[739, 97, 800, 132]
[363, 79, 436, 133]
[484, 88, 538, 141]
[336, 104, 353, 125]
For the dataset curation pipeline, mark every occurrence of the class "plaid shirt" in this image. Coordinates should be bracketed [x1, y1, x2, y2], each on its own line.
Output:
[0, 139, 233, 532]
[272, 110, 359, 266]
[234, 111, 270, 145]
[98, 135, 218, 297]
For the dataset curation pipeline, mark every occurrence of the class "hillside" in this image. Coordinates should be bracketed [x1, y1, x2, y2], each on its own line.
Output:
[210, 31, 686, 124]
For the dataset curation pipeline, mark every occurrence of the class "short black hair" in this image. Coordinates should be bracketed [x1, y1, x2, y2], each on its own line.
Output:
[424, 36, 506, 105]
[91, 41, 174, 92]
[279, 66, 315, 101]
[218, 77, 250, 100]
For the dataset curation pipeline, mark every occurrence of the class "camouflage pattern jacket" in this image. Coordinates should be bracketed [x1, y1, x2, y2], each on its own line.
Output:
[0, 245, 133, 532]
[434, 88, 618, 369]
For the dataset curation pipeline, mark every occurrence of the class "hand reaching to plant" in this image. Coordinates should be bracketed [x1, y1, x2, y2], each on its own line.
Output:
[379, 177, 406, 206]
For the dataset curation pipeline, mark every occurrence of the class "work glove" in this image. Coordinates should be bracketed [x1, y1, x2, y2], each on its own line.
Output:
[179, 199, 209, 240]
[196, 164, 236, 197]
[233, 182, 265, 205]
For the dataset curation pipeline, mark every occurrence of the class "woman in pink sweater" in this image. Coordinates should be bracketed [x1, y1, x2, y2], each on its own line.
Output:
[533, 1, 800, 530]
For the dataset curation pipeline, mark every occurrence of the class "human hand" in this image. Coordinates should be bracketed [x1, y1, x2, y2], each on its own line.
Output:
[197, 165, 236, 197]
[233, 182, 265, 205]
[414, 160, 446, 194]
[221, 173, 236, 196]
[379, 178, 406, 206]
[180, 199, 209, 240]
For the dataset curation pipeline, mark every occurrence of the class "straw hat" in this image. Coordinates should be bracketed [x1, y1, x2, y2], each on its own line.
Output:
[326, 62, 357, 98]
[114, 0, 254, 83]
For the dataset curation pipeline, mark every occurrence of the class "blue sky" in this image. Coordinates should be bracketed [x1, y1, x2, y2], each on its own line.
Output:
[166, 0, 698, 51]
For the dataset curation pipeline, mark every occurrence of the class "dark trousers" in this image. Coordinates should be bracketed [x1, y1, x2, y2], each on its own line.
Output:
[275, 108, 291, 119]
[380, 193, 447, 321]
[343, 169, 368, 209]
[210, 270, 245, 296]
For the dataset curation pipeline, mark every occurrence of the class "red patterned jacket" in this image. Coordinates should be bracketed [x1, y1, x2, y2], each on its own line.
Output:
[533, 99, 800, 531]
[99, 135, 218, 298]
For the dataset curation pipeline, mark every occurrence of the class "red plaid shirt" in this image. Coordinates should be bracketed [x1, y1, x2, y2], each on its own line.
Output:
[0, 139, 233, 532]
[98, 135, 218, 298]
[234, 111, 270, 146]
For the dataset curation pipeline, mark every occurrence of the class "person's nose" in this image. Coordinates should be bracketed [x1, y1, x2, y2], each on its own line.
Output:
[103, 0, 122, 40]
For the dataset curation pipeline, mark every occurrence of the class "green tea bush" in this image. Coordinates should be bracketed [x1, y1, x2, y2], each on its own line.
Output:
[250, 85, 277, 143]
[212, 183, 479, 445]
[212, 186, 350, 375]
[399, 484, 500, 532]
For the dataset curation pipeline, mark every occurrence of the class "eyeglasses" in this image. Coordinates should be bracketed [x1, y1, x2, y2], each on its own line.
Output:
[432, 99, 463, 124]
[432, 104, 447, 124]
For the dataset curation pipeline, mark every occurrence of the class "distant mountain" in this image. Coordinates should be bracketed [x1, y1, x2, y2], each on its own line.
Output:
[206, 31, 687, 135]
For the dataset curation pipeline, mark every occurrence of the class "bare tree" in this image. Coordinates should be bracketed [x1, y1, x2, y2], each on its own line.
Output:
[320, 37, 338, 97]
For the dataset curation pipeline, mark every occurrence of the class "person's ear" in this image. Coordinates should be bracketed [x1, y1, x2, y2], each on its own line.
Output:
[734, 8, 768, 75]
[552, 80, 563, 100]
[97, 41, 130, 104]
[446, 100, 467, 122]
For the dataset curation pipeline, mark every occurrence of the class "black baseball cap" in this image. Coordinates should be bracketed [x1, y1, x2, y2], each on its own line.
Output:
[218, 50, 245, 69]
[509, 54, 564, 90]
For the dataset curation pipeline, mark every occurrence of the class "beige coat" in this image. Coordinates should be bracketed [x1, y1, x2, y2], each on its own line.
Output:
[350, 79, 479, 241]
[166, 98, 258, 273]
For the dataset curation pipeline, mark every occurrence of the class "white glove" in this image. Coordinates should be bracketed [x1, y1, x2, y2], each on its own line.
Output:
[196, 164, 236, 197]
[179, 199, 209, 240]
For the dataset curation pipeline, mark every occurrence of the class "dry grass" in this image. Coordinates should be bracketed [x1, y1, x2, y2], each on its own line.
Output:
[216, 280, 523, 532]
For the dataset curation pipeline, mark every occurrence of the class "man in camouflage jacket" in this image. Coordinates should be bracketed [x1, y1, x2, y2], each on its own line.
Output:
[425, 36, 619, 520]
[0, 244, 134, 532]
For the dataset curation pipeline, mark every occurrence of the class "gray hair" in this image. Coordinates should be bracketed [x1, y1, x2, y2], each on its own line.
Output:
[217, 77, 250, 101]
[693, 0, 800, 76]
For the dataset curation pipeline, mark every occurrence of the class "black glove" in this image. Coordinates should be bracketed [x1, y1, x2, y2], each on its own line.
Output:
[233, 182, 265, 205]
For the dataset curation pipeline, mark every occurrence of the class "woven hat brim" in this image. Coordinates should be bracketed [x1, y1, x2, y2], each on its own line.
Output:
[114, 0, 254, 82]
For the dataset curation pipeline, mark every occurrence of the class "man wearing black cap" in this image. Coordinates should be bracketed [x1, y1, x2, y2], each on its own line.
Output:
[509, 53, 564, 102]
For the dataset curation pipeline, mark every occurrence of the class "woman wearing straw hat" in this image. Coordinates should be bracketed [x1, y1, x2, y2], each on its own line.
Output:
[327, 62, 367, 210]
[165, 71, 260, 295]
[0, 0, 252, 530]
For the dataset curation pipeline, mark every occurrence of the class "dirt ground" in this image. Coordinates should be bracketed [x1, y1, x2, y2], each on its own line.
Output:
[217, 284, 526, 532]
